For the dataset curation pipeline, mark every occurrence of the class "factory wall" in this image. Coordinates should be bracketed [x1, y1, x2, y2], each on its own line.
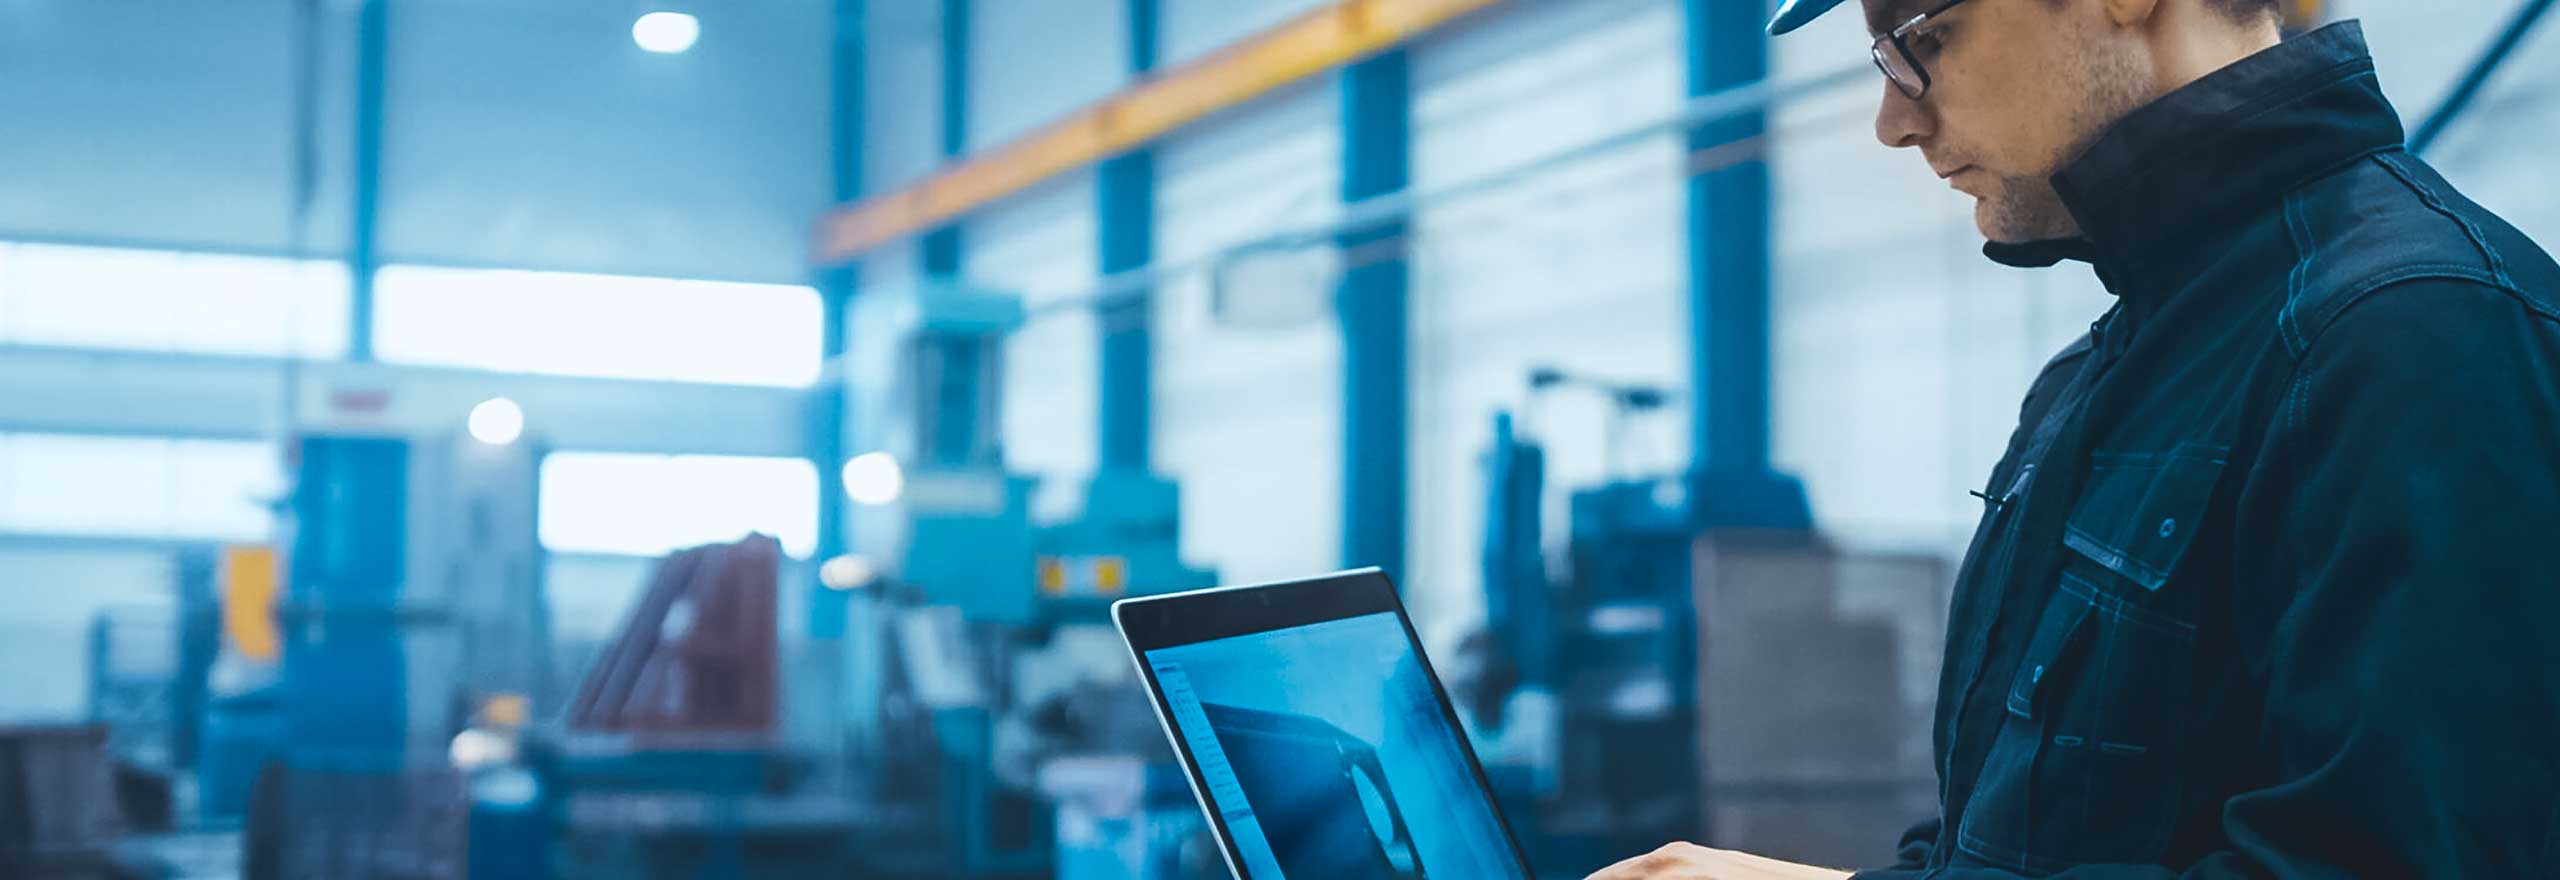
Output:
[864, 0, 948, 193]
[1159, 0, 1331, 65]
[0, 1, 355, 254]
[2, 0, 830, 282]
[966, 0, 1128, 150]
[381, 0, 833, 282]
[967, 172, 1103, 520]
[1404, 0, 1693, 630]
[1153, 81, 1347, 585]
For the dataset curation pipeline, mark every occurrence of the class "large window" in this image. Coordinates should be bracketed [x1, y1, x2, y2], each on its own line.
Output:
[0, 243, 350, 358]
[0, 432, 279, 541]
[373, 265, 822, 387]
[537, 452, 817, 558]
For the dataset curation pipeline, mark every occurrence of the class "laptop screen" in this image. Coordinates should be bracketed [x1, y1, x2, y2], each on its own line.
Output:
[1142, 610, 1530, 880]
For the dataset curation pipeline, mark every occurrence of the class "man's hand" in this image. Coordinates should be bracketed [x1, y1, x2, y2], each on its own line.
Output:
[1584, 842, 1855, 880]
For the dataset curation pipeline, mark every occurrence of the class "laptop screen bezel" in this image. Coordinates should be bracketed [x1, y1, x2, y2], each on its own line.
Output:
[1114, 567, 1538, 878]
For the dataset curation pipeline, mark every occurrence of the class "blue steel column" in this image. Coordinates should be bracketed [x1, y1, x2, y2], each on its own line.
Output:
[810, 0, 864, 638]
[1683, 0, 1810, 529]
[1338, 52, 1411, 575]
[1096, 0, 1157, 471]
[919, 0, 968, 278]
[348, 0, 386, 361]
[913, 0, 973, 468]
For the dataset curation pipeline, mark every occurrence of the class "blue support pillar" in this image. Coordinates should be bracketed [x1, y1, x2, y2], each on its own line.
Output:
[348, 0, 386, 362]
[921, 0, 969, 277]
[1338, 52, 1411, 575]
[1683, 0, 1810, 530]
[1097, 0, 1158, 472]
[810, 0, 866, 638]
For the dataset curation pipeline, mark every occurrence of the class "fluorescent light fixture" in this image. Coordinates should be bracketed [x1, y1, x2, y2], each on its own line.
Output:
[468, 397, 525, 446]
[842, 451, 905, 506]
[632, 11, 699, 54]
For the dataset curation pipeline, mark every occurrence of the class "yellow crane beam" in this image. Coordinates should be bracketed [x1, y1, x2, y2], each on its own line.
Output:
[814, 0, 1505, 265]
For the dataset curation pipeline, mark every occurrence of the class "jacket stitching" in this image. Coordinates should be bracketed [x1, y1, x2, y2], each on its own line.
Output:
[2374, 150, 2515, 288]
[2061, 571, 2201, 641]
[2088, 448, 2228, 469]
[2280, 192, 2315, 359]
[2261, 269, 2509, 665]
[2079, 67, 2389, 263]
[2290, 265, 2501, 356]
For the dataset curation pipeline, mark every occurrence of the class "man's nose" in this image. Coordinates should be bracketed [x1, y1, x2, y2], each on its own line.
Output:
[1875, 81, 1933, 149]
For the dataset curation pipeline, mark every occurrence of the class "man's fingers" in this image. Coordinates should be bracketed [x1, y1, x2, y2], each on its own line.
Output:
[1584, 842, 1713, 879]
[1716, 847, 1844, 878]
[1581, 842, 1845, 880]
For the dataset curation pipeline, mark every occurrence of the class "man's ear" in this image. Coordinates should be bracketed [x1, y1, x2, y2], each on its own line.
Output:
[2101, 0, 2163, 27]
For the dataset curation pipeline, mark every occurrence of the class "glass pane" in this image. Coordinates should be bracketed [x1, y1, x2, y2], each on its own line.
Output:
[373, 265, 822, 387]
[167, 438, 282, 541]
[538, 451, 818, 558]
[0, 433, 278, 541]
[0, 243, 350, 358]
[5, 245, 184, 351]
[173, 254, 351, 358]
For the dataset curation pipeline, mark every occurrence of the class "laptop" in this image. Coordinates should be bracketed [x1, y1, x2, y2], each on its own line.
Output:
[1114, 568, 1534, 879]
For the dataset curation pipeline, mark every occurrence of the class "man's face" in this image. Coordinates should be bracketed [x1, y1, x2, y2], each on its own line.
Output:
[1867, 0, 2156, 242]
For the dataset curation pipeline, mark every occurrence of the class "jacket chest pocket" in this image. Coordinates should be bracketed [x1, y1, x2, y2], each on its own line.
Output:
[1957, 447, 2223, 874]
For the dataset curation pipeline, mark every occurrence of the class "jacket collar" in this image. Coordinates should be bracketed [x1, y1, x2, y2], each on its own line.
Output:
[1984, 22, 2403, 289]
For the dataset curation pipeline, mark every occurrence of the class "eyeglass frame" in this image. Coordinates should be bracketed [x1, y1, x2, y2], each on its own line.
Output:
[1872, 0, 1975, 99]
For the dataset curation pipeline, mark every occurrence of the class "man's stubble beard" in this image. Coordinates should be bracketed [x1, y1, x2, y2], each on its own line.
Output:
[1981, 40, 2156, 243]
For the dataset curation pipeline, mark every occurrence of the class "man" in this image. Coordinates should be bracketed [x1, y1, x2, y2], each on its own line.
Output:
[1592, 0, 2560, 877]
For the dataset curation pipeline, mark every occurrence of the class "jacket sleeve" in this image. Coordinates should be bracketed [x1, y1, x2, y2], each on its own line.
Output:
[1854, 280, 2560, 879]
[1888, 817, 1939, 871]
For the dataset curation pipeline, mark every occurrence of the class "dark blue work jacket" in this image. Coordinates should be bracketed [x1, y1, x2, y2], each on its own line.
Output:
[1856, 22, 2560, 879]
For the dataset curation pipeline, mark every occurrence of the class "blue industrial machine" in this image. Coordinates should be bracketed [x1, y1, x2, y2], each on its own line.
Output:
[1476, 367, 1704, 873]
[163, 427, 549, 877]
[838, 278, 1221, 879]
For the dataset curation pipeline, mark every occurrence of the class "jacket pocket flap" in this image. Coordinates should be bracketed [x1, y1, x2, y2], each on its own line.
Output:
[2007, 598, 2095, 721]
[2063, 446, 2229, 591]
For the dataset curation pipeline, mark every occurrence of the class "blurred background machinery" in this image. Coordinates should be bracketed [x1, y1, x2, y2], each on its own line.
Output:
[1469, 367, 1701, 873]
[0, 0, 2546, 877]
[830, 279, 1221, 879]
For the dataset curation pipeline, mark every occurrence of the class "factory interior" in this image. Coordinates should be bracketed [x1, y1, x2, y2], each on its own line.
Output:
[1, 0, 2553, 877]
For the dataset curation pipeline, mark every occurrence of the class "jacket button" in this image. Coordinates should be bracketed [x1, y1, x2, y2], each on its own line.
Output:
[2031, 665, 2045, 684]
[2158, 518, 2178, 538]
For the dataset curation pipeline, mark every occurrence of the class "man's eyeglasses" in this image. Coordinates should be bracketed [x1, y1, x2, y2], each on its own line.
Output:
[1873, 0, 1973, 99]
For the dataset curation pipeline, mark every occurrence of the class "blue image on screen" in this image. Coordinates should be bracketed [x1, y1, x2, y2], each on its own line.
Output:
[1146, 612, 1526, 880]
